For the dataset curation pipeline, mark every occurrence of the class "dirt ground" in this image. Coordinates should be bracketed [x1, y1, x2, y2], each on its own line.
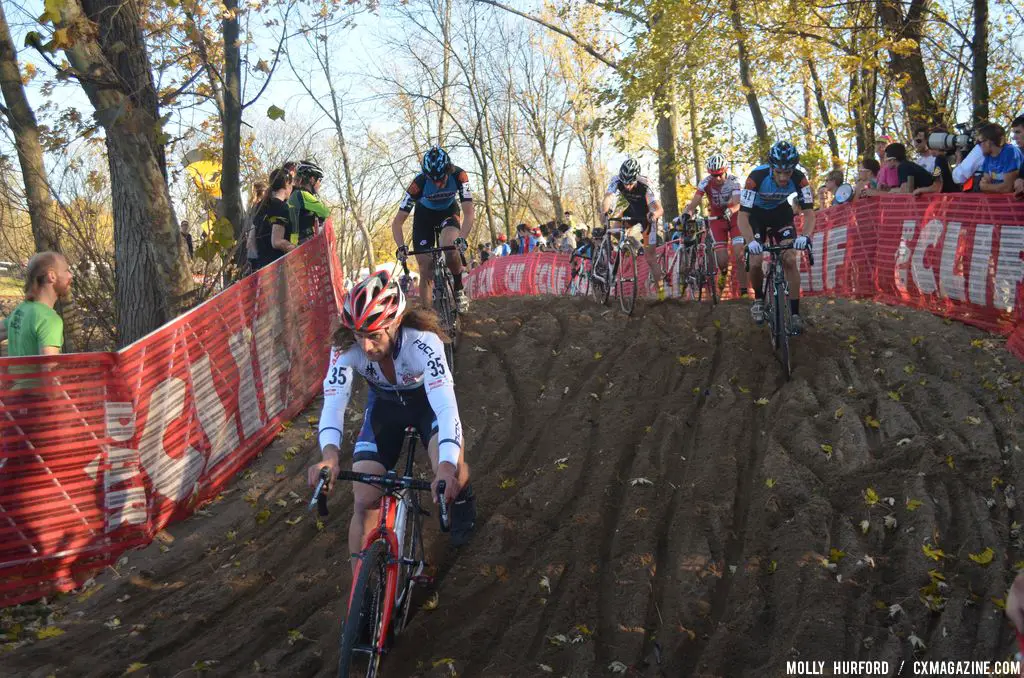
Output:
[2, 295, 1023, 678]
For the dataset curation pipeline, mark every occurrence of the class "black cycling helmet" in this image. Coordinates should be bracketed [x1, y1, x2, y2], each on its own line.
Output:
[296, 159, 324, 180]
[422, 146, 451, 182]
[767, 141, 800, 171]
[619, 158, 641, 184]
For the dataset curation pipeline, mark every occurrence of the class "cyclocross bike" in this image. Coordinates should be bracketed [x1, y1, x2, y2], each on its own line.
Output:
[309, 428, 450, 678]
[563, 238, 594, 297]
[590, 215, 641, 315]
[400, 239, 466, 371]
[744, 243, 814, 379]
[677, 216, 719, 304]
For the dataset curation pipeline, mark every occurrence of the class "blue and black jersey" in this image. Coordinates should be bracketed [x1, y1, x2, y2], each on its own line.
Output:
[739, 165, 814, 212]
[399, 166, 473, 213]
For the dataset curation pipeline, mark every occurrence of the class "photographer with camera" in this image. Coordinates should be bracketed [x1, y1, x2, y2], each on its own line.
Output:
[910, 127, 957, 195]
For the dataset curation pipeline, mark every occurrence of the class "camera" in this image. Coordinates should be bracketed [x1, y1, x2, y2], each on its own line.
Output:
[928, 122, 974, 153]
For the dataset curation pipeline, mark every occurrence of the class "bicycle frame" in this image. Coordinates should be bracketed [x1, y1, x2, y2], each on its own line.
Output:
[744, 242, 814, 378]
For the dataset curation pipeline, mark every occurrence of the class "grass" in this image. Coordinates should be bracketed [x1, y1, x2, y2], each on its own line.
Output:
[0, 275, 20, 297]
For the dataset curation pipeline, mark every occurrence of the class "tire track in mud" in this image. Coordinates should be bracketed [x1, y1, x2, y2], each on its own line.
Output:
[3, 297, 1023, 678]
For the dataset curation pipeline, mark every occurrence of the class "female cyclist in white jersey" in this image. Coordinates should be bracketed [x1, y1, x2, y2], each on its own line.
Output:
[306, 271, 475, 565]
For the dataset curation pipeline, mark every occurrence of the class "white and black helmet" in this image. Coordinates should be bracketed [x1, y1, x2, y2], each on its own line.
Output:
[619, 158, 641, 184]
[296, 159, 324, 180]
[706, 153, 727, 174]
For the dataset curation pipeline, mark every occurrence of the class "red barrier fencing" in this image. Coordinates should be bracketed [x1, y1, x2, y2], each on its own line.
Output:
[466, 196, 1024, 360]
[0, 224, 341, 606]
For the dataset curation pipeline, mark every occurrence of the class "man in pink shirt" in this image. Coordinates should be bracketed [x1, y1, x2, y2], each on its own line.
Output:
[875, 135, 900, 189]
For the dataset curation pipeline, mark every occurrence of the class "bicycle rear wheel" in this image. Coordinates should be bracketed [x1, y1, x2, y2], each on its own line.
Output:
[338, 540, 389, 678]
[616, 244, 638, 315]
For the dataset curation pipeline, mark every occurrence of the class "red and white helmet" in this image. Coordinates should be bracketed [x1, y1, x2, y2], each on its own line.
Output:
[341, 271, 406, 332]
[706, 153, 727, 175]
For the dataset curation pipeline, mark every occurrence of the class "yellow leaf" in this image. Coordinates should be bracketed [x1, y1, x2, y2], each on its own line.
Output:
[864, 487, 879, 506]
[905, 499, 923, 511]
[284, 446, 299, 461]
[922, 543, 946, 561]
[865, 415, 880, 429]
[123, 663, 148, 675]
[834, 407, 844, 420]
[303, 431, 313, 440]
[971, 339, 984, 348]
[919, 378, 928, 386]
[738, 385, 750, 394]
[51, 28, 71, 49]
[1013, 560, 1024, 572]
[887, 391, 901, 401]
[315, 519, 324, 532]
[911, 335, 923, 346]
[422, 592, 440, 611]
[820, 443, 833, 456]
[945, 455, 955, 469]
[713, 319, 721, 329]
[306, 416, 319, 425]
[829, 548, 846, 563]
[767, 560, 777, 573]
[275, 464, 285, 475]
[993, 596, 1007, 610]
[903, 364, 916, 375]
[285, 516, 303, 526]
[992, 477, 1004, 489]
[36, 626, 64, 640]
[965, 416, 981, 425]
[969, 547, 994, 566]
[593, 352, 602, 360]
[677, 355, 698, 366]
[499, 477, 516, 489]
[765, 478, 776, 488]
[255, 509, 271, 524]
[755, 397, 769, 406]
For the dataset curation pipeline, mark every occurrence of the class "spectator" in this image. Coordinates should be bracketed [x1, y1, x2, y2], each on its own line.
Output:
[289, 160, 330, 244]
[514, 223, 538, 254]
[180, 220, 194, 259]
[478, 242, 490, 265]
[855, 157, 880, 199]
[555, 223, 576, 253]
[912, 127, 936, 172]
[283, 161, 298, 180]
[817, 169, 844, 208]
[878, 143, 935, 194]
[975, 123, 1022, 194]
[253, 168, 296, 269]
[244, 179, 267, 269]
[492, 234, 511, 257]
[912, 127, 958, 195]
[875, 135, 900, 189]
[1013, 116, 1024, 198]
[532, 226, 546, 251]
[1, 251, 72, 361]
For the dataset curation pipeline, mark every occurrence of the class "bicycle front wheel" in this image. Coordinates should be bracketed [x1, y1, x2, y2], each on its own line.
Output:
[705, 241, 719, 306]
[774, 280, 791, 379]
[616, 245, 638, 315]
[595, 244, 612, 306]
[338, 540, 389, 678]
[434, 270, 458, 370]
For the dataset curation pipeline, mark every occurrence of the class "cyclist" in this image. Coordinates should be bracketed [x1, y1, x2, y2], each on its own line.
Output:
[682, 153, 748, 296]
[600, 158, 666, 300]
[738, 141, 816, 334]
[308, 271, 476, 568]
[390, 146, 474, 313]
[288, 160, 331, 244]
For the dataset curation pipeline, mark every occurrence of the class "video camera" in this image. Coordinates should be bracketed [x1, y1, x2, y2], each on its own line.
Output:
[928, 122, 974, 154]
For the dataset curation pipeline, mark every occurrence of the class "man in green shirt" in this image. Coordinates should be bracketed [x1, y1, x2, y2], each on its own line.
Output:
[288, 160, 331, 244]
[1, 251, 72, 362]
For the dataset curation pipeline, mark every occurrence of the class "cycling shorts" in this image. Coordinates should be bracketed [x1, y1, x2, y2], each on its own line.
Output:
[709, 212, 743, 251]
[748, 205, 796, 245]
[412, 204, 460, 251]
[353, 387, 438, 471]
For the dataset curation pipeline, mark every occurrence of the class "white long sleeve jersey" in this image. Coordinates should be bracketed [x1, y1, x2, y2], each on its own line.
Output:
[317, 326, 463, 466]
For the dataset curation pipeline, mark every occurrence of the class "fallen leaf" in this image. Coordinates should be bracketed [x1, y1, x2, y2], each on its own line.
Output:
[755, 397, 769, 406]
[538, 665, 553, 673]
[903, 364, 916, 375]
[887, 391, 901, 401]
[889, 603, 904, 618]
[255, 509, 271, 524]
[738, 386, 751, 394]
[499, 477, 516, 489]
[629, 477, 654, 487]
[820, 443, 833, 457]
[472, 345, 488, 352]
[284, 446, 299, 460]
[968, 547, 994, 566]
[549, 633, 568, 646]
[303, 432, 313, 440]
[911, 336, 923, 346]
[896, 438, 912, 447]
[945, 455, 955, 469]
[922, 543, 946, 561]
[966, 416, 981, 425]
[274, 464, 285, 475]
[834, 407, 844, 420]
[285, 516, 303, 526]
[593, 352, 603, 360]
[422, 592, 439, 610]
[864, 487, 879, 506]
[865, 415, 881, 429]
[609, 661, 629, 674]
[539, 576, 551, 594]
[105, 617, 121, 630]
[123, 663, 148, 675]
[677, 355, 698, 366]
[315, 519, 325, 532]
[884, 515, 897, 529]
[713, 319, 721, 329]
[829, 548, 845, 563]
[275, 498, 287, 508]
[287, 629, 305, 645]
[906, 498, 923, 511]
[767, 560, 777, 573]
[860, 519, 870, 534]
[909, 633, 926, 650]
[36, 626, 64, 640]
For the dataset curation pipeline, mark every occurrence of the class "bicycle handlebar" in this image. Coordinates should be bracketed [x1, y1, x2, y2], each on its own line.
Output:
[332, 469, 451, 532]
[744, 242, 814, 271]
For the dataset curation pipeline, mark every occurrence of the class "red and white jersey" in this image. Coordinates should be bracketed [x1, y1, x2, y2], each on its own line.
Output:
[695, 174, 741, 215]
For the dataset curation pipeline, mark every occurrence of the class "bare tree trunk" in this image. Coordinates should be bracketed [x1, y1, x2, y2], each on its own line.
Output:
[334, 126, 375, 270]
[652, 83, 679, 220]
[877, 0, 938, 129]
[0, 4, 60, 252]
[730, 0, 768, 151]
[221, 0, 244, 265]
[807, 59, 841, 167]
[437, 0, 453, 143]
[971, 0, 989, 126]
[54, 0, 193, 346]
[688, 86, 701, 186]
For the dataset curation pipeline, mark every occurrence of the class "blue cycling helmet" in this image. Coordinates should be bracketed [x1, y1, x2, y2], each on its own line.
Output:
[422, 146, 451, 181]
[768, 141, 800, 170]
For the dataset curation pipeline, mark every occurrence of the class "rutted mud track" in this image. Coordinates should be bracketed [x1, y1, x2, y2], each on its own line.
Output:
[3, 296, 1023, 678]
